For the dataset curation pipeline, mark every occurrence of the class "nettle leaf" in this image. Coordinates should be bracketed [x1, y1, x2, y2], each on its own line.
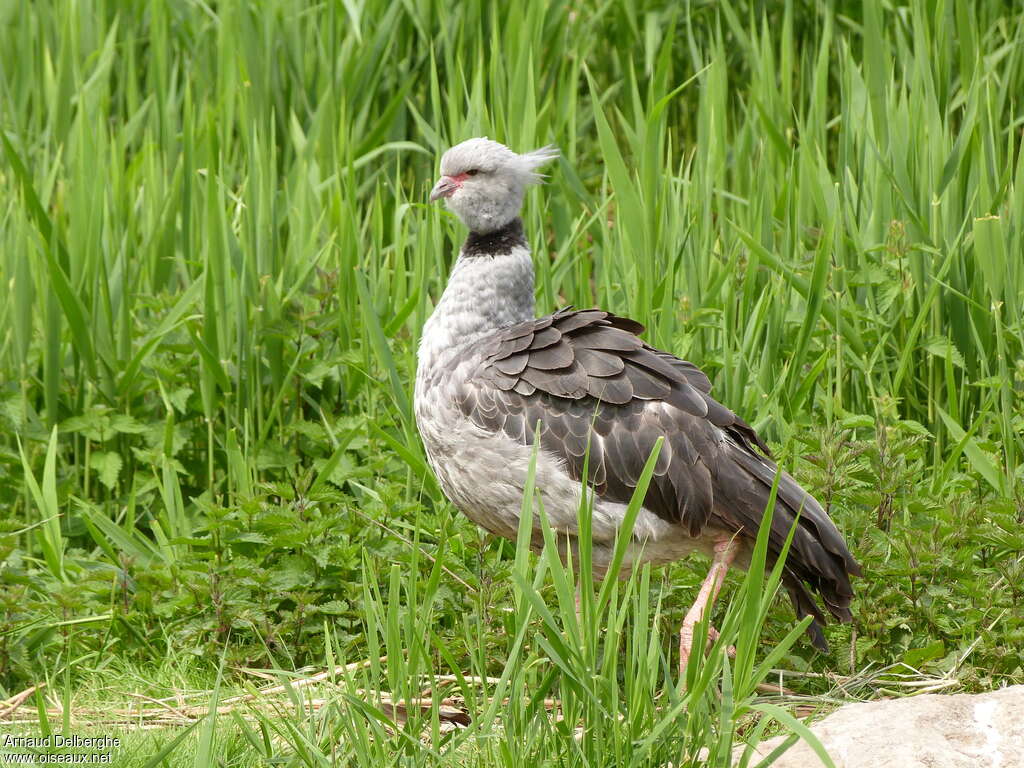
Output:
[1, 392, 28, 429]
[256, 441, 300, 470]
[854, 635, 878, 663]
[226, 532, 270, 546]
[62, 412, 106, 441]
[838, 414, 874, 430]
[333, 415, 369, 450]
[269, 555, 314, 591]
[289, 420, 326, 442]
[252, 510, 297, 533]
[851, 263, 888, 285]
[897, 419, 932, 437]
[141, 421, 190, 456]
[312, 453, 357, 487]
[110, 414, 148, 434]
[876, 281, 904, 316]
[921, 336, 965, 369]
[168, 387, 193, 413]
[925, 584, 953, 599]
[302, 359, 340, 388]
[314, 600, 349, 615]
[90, 451, 123, 490]
[131, 447, 186, 475]
[306, 541, 337, 569]
[905, 638, 942, 671]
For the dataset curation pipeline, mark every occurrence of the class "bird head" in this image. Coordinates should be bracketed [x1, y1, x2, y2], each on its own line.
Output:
[430, 138, 559, 234]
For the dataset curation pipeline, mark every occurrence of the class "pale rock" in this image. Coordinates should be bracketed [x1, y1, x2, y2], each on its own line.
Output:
[741, 685, 1024, 768]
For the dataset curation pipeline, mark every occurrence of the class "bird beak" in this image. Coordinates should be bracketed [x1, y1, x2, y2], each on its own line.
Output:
[429, 175, 459, 202]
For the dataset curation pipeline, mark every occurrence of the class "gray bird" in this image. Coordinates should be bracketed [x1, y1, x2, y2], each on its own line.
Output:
[415, 137, 860, 673]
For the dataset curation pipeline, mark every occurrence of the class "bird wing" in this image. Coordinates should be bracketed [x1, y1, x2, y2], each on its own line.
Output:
[453, 308, 768, 537]
[454, 308, 860, 647]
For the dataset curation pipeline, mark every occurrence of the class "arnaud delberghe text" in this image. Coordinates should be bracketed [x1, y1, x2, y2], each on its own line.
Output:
[3, 735, 121, 749]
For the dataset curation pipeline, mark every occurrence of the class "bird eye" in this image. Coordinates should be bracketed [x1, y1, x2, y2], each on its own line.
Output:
[465, 169, 480, 176]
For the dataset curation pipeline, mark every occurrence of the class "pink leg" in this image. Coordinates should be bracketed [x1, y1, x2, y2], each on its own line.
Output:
[679, 537, 739, 678]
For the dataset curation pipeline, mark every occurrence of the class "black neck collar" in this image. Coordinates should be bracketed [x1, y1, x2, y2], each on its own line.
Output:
[461, 218, 527, 258]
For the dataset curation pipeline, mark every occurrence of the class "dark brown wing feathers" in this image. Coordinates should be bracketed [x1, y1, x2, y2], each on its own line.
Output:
[456, 308, 859, 650]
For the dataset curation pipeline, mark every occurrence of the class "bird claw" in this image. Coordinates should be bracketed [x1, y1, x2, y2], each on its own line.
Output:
[705, 626, 736, 658]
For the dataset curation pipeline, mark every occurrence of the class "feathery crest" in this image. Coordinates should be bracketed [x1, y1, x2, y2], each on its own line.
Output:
[517, 144, 560, 184]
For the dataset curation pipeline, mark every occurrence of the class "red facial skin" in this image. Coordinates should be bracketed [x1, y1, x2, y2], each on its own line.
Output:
[429, 172, 471, 201]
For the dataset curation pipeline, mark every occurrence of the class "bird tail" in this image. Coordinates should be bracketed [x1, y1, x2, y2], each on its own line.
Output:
[783, 572, 829, 651]
[719, 444, 860, 653]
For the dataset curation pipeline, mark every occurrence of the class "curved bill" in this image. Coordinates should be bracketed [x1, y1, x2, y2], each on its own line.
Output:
[429, 176, 459, 202]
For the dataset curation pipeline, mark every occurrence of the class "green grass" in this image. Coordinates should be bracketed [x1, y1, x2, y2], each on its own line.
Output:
[1, 0, 1023, 764]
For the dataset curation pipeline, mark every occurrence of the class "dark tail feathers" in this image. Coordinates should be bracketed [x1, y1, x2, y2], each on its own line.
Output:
[721, 441, 861, 653]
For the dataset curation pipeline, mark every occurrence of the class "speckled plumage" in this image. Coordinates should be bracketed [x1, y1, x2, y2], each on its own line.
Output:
[415, 138, 860, 652]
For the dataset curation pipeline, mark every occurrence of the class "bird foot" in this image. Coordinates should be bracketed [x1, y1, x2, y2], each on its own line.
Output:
[705, 626, 737, 658]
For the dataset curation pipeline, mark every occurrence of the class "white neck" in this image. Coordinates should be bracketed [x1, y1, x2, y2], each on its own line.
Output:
[417, 221, 535, 374]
